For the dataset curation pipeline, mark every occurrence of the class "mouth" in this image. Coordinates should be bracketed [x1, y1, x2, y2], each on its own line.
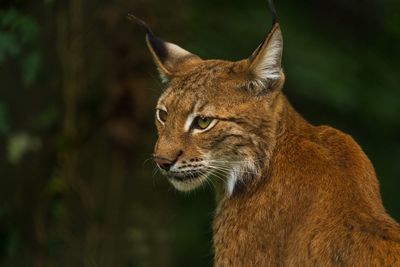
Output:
[166, 170, 209, 192]
[168, 170, 207, 181]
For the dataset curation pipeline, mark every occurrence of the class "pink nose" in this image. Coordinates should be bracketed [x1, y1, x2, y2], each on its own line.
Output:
[154, 157, 174, 171]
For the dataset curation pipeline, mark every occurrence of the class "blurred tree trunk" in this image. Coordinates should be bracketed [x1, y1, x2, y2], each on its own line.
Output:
[29, 1, 199, 266]
[57, 0, 83, 190]
[56, 0, 88, 265]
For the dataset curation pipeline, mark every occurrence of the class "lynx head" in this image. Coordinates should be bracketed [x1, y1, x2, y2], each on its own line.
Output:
[132, 1, 285, 196]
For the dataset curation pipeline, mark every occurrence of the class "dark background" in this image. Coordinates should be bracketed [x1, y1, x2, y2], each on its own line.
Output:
[0, 0, 399, 266]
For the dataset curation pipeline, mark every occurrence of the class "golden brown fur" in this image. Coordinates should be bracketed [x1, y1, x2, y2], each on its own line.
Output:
[213, 97, 400, 266]
[131, 4, 400, 265]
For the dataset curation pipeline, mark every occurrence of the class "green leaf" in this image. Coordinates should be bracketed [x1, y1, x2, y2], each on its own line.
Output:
[21, 51, 41, 87]
[17, 16, 40, 44]
[6, 229, 20, 256]
[0, 8, 41, 86]
[0, 32, 20, 62]
[7, 133, 41, 164]
[0, 9, 18, 26]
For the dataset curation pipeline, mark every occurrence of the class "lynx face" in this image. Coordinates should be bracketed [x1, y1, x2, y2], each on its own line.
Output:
[133, 16, 285, 195]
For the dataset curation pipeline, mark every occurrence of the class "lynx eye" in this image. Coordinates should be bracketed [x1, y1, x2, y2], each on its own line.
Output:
[156, 109, 168, 124]
[192, 116, 214, 131]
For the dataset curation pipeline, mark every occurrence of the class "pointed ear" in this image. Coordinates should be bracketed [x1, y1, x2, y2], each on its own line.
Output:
[247, 23, 284, 92]
[145, 34, 200, 83]
[128, 14, 201, 83]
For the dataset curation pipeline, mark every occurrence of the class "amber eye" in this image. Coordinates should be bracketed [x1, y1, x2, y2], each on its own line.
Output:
[192, 116, 214, 130]
[156, 109, 168, 124]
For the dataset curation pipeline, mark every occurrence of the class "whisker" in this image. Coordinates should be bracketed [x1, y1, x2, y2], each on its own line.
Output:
[152, 165, 160, 177]
[208, 164, 256, 175]
[204, 177, 214, 191]
[208, 170, 227, 183]
[143, 156, 155, 167]
[208, 169, 235, 187]
[209, 169, 228, 179]
[208, 155, 268, 163]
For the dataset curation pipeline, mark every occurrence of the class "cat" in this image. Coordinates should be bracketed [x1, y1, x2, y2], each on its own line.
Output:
[130, 0, 400, 265]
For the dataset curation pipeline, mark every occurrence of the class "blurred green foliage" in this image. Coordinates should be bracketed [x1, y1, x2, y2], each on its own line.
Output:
[0, 0, 399, 266]
[0, 8, 41, 86]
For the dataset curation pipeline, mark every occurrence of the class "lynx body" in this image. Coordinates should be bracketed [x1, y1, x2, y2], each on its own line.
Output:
[132, 1, 400, 265]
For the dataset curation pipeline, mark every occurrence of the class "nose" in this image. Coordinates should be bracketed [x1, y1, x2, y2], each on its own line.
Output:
[154, 157, 174, 171]
[154, 150, 183, 171]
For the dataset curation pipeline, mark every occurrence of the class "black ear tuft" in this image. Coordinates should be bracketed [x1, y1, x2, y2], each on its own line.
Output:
[147, 34, 169, 64]
[127, 14, 168, 63]
[127, 14, 152, 35]
[267, 0, 279, 25]
[128, 13, 201, 82]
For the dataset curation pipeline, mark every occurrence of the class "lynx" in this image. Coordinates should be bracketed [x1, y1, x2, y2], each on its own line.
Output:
[131, 0, 400, 265]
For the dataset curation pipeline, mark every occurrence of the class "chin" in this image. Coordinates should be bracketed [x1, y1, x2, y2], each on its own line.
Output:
[168, 174, 209, 192]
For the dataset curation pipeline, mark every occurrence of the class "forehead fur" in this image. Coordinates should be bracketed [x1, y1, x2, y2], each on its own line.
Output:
[158, 59, 260, 110]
